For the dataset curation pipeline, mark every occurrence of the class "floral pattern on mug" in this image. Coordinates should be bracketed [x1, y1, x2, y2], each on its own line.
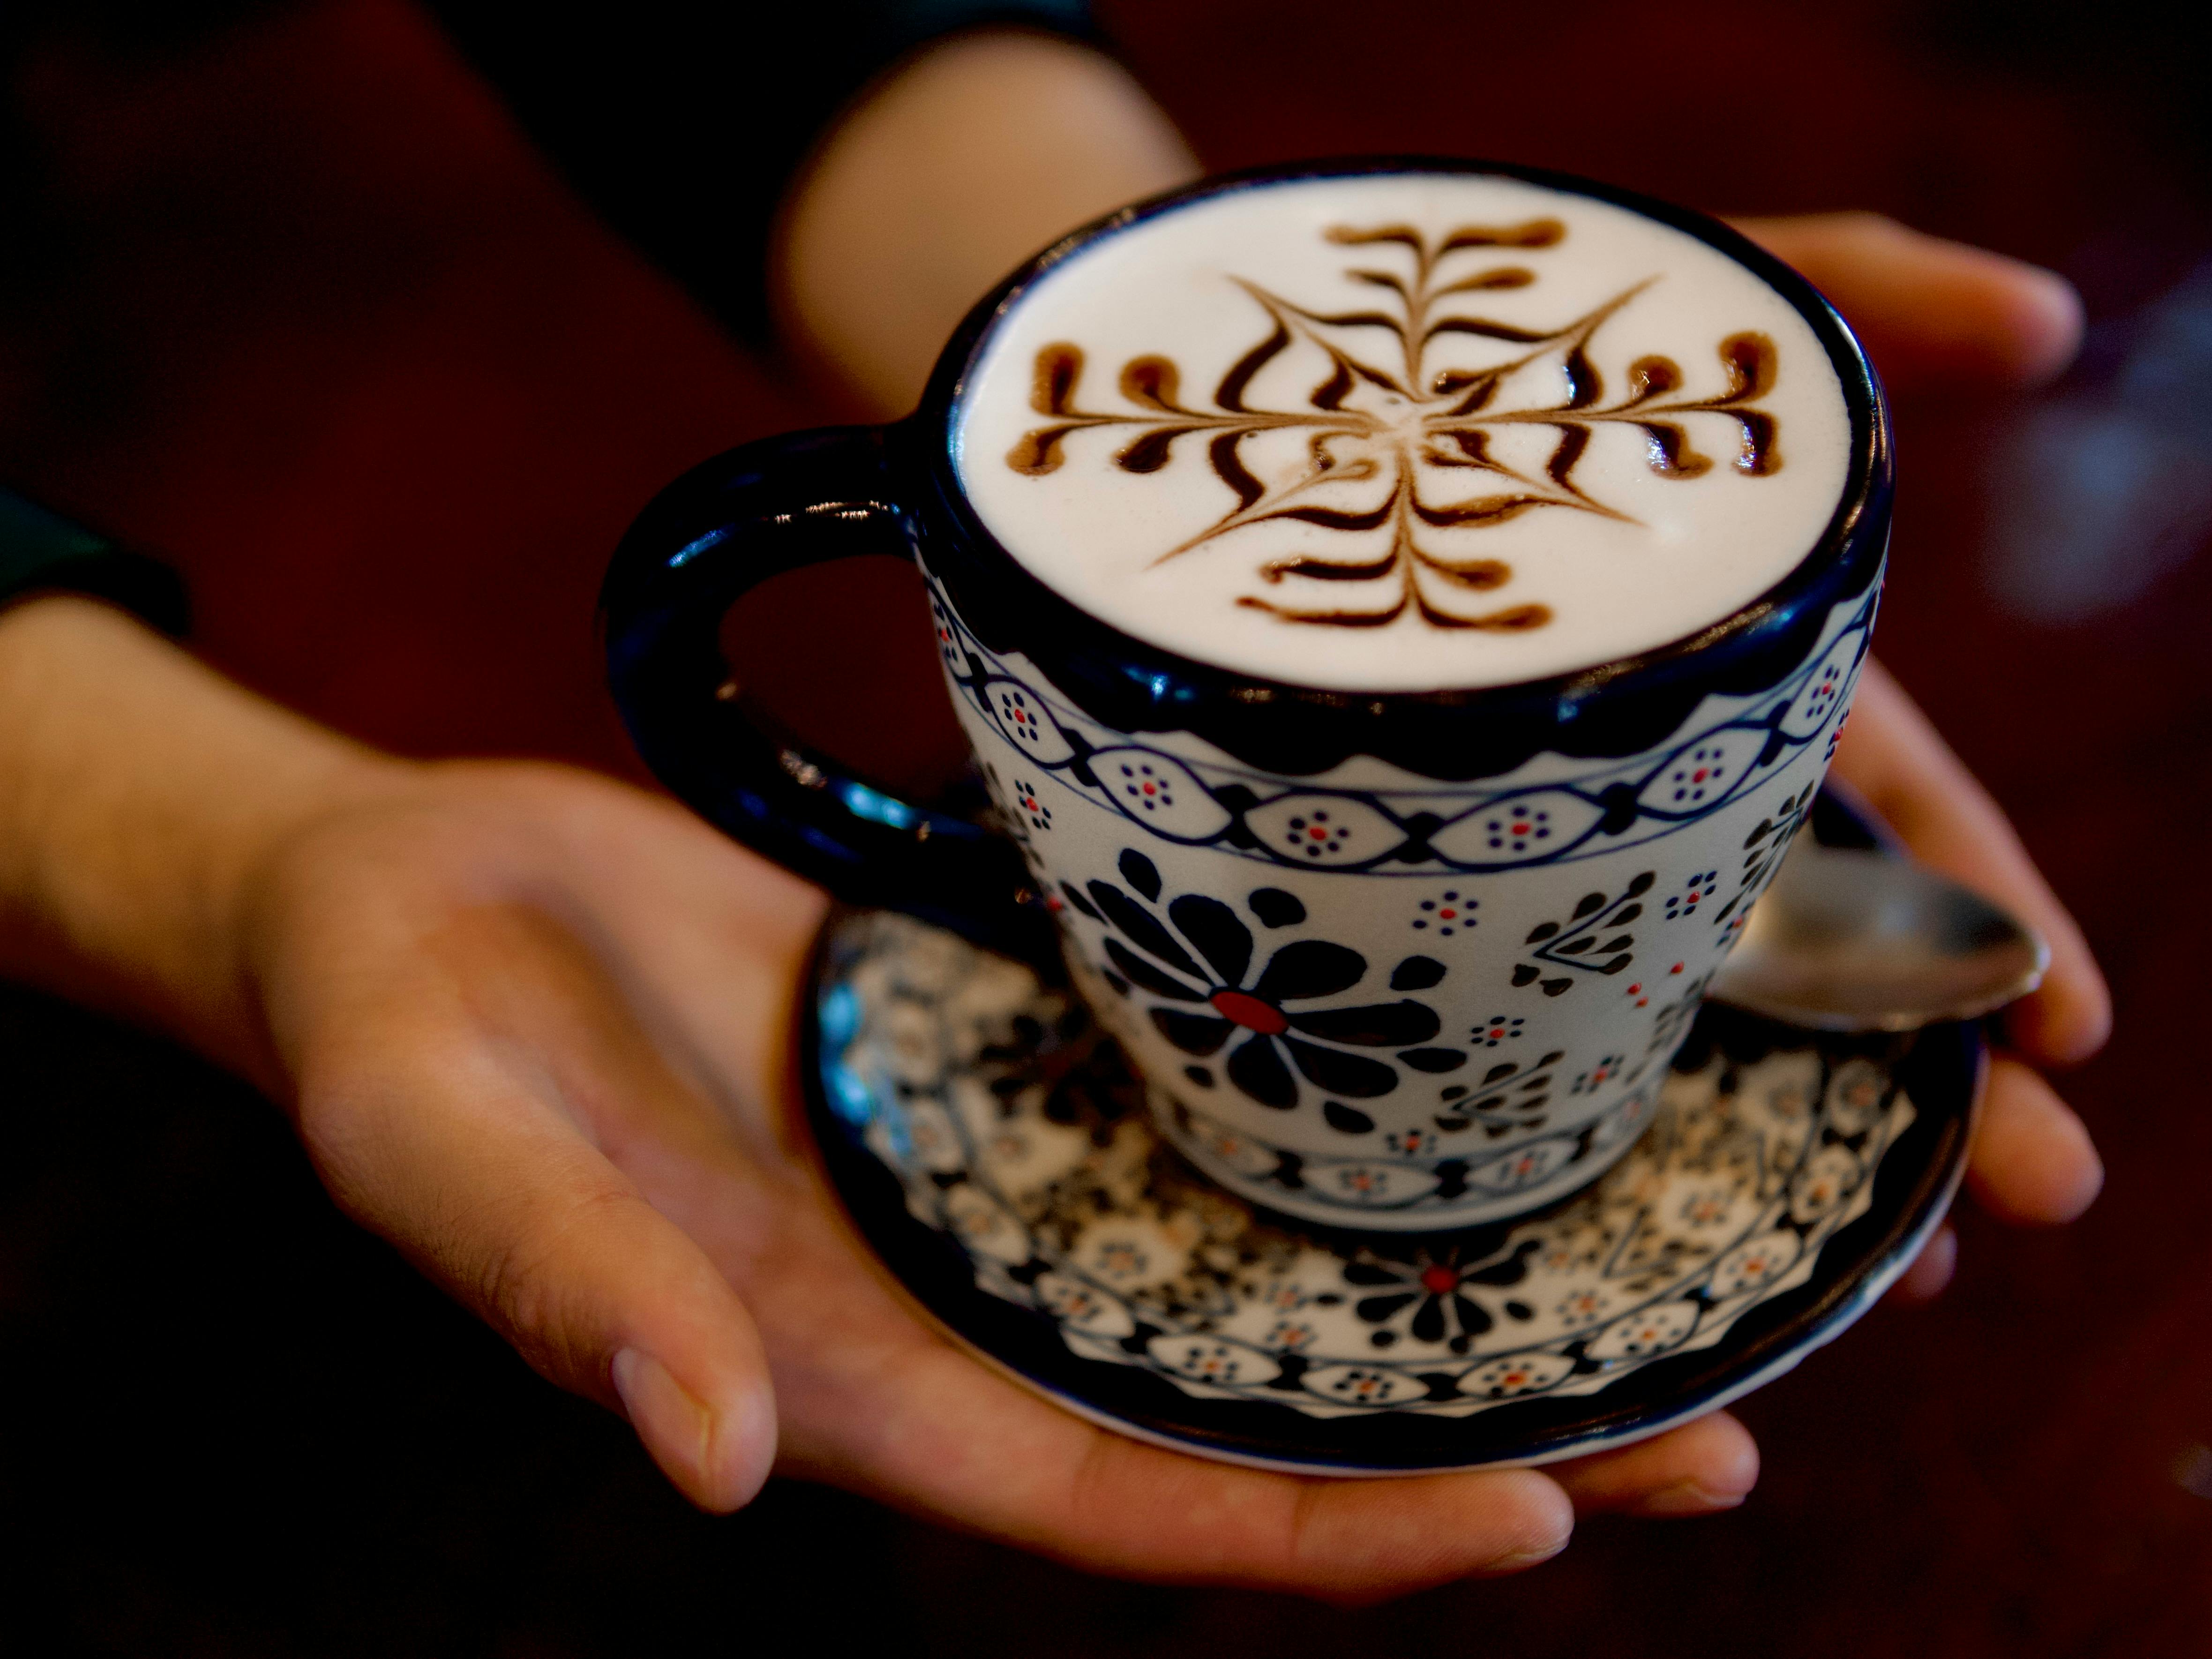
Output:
[1066, 848, 1466, 1116]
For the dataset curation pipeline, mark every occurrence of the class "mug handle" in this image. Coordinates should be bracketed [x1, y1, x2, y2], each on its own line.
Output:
[601, 424, 1050, 960]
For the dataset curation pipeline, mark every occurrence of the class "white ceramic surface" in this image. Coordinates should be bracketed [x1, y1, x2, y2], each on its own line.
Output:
[931, 568, 1874, 1228]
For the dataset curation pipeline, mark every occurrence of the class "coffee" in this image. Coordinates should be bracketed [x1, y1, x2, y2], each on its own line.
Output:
[954, 173, 1852, 692]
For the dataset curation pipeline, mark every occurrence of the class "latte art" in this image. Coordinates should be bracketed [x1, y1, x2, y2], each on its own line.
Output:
[954, 174, 1853, 691]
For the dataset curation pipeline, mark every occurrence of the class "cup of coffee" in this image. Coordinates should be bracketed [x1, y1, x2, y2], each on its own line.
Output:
[602, 158, 1889, 1231]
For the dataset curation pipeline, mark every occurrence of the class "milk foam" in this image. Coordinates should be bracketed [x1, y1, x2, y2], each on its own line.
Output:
[953, 173, 1854, 692]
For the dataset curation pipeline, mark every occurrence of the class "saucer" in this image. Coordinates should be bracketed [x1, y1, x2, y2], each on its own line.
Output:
[801, 871, 1979, 1477]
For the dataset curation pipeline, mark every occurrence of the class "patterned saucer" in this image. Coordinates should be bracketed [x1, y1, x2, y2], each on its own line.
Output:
[802, 904, 1980, 1475]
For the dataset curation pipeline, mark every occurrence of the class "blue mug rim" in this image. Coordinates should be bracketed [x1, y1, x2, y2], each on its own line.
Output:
[889, 155, 1890, 784]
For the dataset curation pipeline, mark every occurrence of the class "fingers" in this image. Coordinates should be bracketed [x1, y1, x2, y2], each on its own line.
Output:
[1729, 211, 2082, 395]
[1885, 1222, 1959, 1305]
[1887, 1063, 2099, 1299]
[1831, 666, 2108, 1231]
[1832, 661, 2113, 1067]
[1551, 1412, 1760, 1517]
[1040, 1440, 1575, 1605]
[769, 1285, 1571, 1600]
[1885, 1064, 2101, 1294]
[1967, 1057, 2103, 1225]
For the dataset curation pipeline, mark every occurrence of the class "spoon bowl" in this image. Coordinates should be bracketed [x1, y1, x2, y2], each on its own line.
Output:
[1708, 833, 2048, 1031]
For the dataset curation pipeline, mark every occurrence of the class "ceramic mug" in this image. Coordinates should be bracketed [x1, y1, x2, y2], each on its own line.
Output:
[602, 158, 1890, 1231]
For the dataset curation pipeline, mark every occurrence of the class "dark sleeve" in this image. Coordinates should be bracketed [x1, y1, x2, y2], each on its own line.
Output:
[0, 489, 189, 635]
[416, 0, 1101, 343]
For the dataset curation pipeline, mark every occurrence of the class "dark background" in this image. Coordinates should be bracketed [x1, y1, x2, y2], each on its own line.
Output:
[2, 1, 2209, 1652]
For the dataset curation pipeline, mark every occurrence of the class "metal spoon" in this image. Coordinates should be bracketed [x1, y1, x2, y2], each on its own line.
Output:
[1707, 832, 2049, 1031]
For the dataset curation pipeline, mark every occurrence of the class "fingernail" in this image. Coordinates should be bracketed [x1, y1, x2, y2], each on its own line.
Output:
[1636, 1478, 1747, 1517]
[1488, 1539, 1571, 1572]
[1484, 1475, 1575, 1570]
[613, 1347, 708, 1473]
[613, 1347, 765, 1511]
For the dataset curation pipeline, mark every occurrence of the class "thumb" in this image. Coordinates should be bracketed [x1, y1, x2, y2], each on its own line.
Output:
[298, 1038, 779, 1512]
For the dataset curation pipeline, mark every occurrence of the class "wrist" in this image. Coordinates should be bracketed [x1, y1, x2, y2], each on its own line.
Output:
[0, 596, 415, 1081]
[775, 30, 1198, 418]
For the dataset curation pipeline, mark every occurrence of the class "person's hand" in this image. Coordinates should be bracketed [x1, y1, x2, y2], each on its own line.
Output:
[1733, 212, 2085, 395]
[775, 30, 1200, 416]
[241, 756, 1773, 1598]
[1732, 215, 2111, 1296]
[1829, 662, 2107, 1297]
[0, 599, 1755, 1603]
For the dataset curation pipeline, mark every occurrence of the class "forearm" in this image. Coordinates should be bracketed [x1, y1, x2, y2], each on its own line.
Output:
[775, 30, 1199, 418]
[0, 597, 407, 1083]
[0, 31, 1191, 1077]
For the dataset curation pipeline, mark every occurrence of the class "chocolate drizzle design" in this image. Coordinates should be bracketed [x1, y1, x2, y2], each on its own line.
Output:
[1007, 219, 1784, 632]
